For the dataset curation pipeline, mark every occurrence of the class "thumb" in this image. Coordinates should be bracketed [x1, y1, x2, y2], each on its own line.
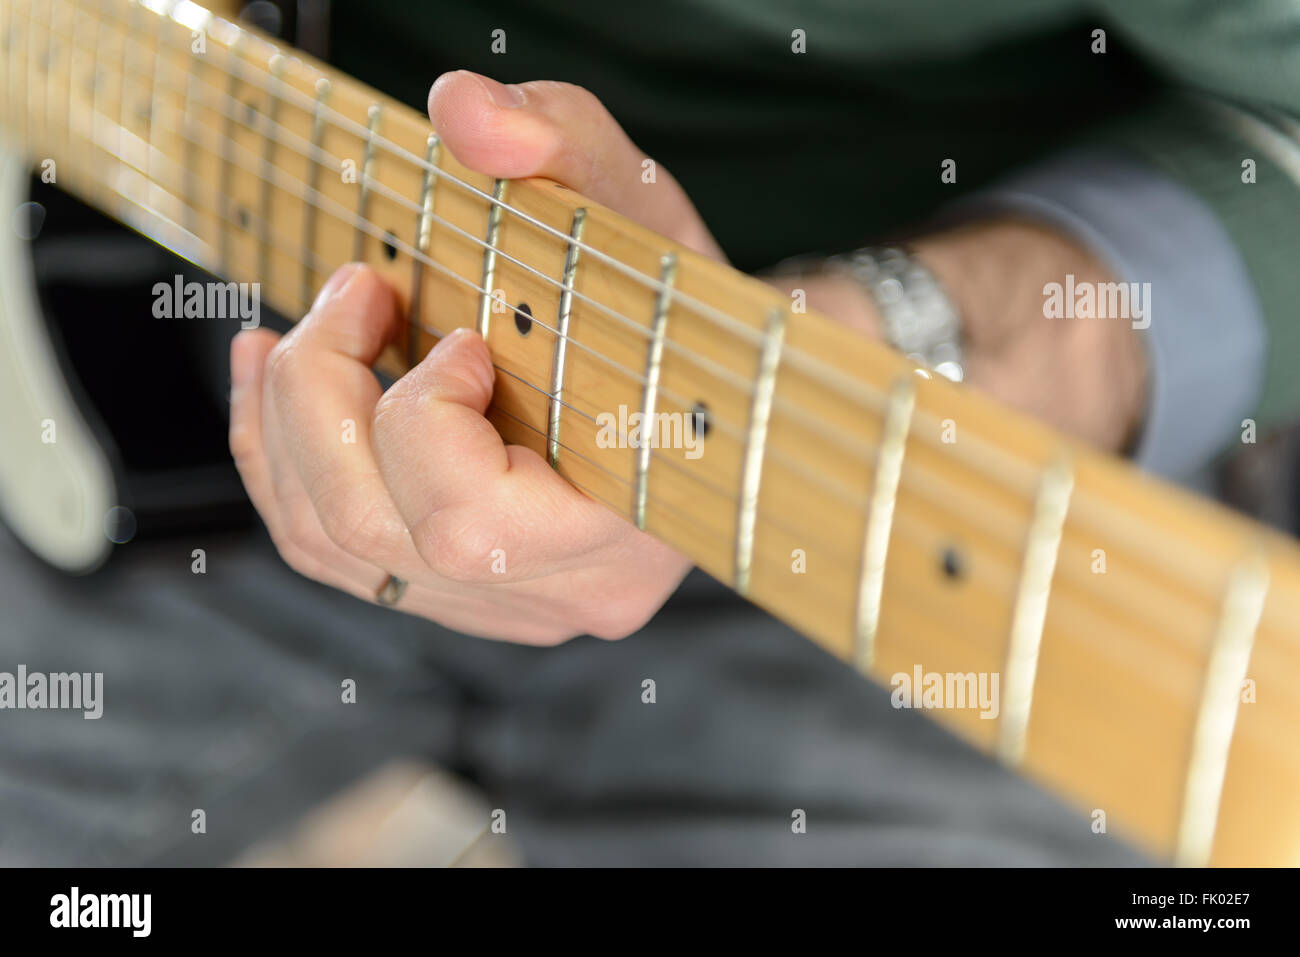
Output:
[427, 71, 723, 259]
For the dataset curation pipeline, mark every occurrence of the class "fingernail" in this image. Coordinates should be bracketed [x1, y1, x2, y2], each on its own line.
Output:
[312, 262, 363, 312]
[436, 328, 496, 394]
[473, 73, 526, 108]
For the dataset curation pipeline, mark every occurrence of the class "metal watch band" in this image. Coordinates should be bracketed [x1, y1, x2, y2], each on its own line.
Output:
[828, 246, 965, 383]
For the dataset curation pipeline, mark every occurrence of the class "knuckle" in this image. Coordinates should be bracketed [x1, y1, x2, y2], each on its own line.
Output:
[281, 497, 324, 553]
[313, 477, 391, 559]
[273, 536, 328, 583]
[411, 509, 504, 583]
[264, 338, 305, 396]
[371, 380, 420, 446]
[545, 80, 601, 112]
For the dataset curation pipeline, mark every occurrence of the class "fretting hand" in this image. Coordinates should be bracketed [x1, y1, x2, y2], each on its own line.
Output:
[229, 72, 721, 643]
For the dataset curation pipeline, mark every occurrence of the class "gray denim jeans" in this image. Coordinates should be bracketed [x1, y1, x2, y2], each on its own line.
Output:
[0, 524, 1145, 866]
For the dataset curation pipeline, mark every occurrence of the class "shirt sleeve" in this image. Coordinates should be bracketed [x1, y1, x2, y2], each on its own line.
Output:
[945, 147, 1267, 482]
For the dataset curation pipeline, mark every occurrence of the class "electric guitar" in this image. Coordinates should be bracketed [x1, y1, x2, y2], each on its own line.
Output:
[1, 0, 1298, 866]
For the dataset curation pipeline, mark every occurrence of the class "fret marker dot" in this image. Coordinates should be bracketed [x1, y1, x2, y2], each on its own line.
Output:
[514, 302, 533, 336]
[236, 206, 250, 230]
[691, 401, 711, 440]
[244, 101, 257, 126]
[941, 546, 964, 580]
[382, 231, 398, 261]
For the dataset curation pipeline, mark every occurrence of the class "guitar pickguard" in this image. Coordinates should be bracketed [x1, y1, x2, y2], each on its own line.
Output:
[0, 139, 115, 573]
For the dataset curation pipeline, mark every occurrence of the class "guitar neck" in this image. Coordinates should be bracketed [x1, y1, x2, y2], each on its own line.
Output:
[5, 0, 1300, 866]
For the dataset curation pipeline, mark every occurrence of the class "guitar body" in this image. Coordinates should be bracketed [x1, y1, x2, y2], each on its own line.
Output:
[0, 137, 115, 572]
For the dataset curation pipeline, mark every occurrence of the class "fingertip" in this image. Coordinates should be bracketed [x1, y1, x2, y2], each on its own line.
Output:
[301, 264, 403, 360]
[417, 327, 495, 406]
[427, 71, 553, 178]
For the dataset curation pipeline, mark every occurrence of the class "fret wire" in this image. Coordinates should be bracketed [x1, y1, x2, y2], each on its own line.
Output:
[46, 3, 58, 146]
[300, 76, 329, 306]
[22, 0, 33, 143]
[35, 0, 49, 144]
[74, 92, 296, 272]
[54, 108, 1300, 724]
[27, 0, 1268, 608]
[476, 177, 507, 338]
[256, 52, 285, 283]
[1175, 555, 1269, 867]
[548, 206, 586, 469]
[6, 1, 18, 130]
[32, 13, 1300, 837]
[161, 42, 877, 483]
[60, 2, 71, 161]
[28, 46, 1012, 534]
[28, 0, 40, 148]
[94, 82, 880, 527]
[72, 94, 1053, 595]
[146, 0, 166, 185]
[62, 131, 1217, 655]
[854, 377, 915, 671]
[89, 12, 108, 205]
[10, 14, 1086, 577]
[997, 456, 1074, 767]
[59, 132, 1237, 661]
[25, 0, 37, 145]
[406, 132, 440, 368]
[119, 0, 136, 149]
[149, 93, 732, 451]
[734, 307, 785, 595]
[352, 102, 380, 262]
[182, 67, 200, 237]
[634, 253, 676, 530]
[125, 0, 897, 423]
[38, 5, 889, 474]
[217, 30, 245, 274]
[490, 399, 879, 565]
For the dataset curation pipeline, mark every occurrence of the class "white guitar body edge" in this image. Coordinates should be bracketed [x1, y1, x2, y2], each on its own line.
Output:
[0, 143, 115, 573]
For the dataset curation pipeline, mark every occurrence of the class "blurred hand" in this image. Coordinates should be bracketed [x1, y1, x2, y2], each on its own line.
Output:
[229, 72, 723, 643]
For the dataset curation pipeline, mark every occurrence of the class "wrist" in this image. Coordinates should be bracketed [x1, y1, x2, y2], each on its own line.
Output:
[762, 219, 1149, 453]
[910, 220, 1149, 451]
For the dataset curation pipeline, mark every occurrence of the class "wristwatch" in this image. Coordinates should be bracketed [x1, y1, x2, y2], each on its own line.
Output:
[824, 246, 965, 383]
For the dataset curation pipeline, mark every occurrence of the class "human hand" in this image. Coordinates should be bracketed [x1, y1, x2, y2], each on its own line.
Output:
[229, 72, 724, 643]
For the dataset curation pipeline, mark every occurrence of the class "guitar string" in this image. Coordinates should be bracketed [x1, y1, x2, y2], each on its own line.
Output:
[10, 1, 1289, 621]
[13, 5, 1300, 750]
[23, 9, 1044, 538]
[39, 127, 1283, 666]
[31, 1, 936, 495]
[59, 98, 891, 526]
[29, 0, 1251, 591]
[92, 0, 1270, 600]
[85, 0, 903, 424]
[108, 42, 889, 478]
[17, 3, 1279, 642]
[492, 403, 1300, 709]
[45, 110, 904, 564]
[23, 0, 1300, 810]
[57, 92, 1137, 603]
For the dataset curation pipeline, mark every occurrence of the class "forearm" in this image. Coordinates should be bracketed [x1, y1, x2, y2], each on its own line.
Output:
[764, 219, 1149, 453]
